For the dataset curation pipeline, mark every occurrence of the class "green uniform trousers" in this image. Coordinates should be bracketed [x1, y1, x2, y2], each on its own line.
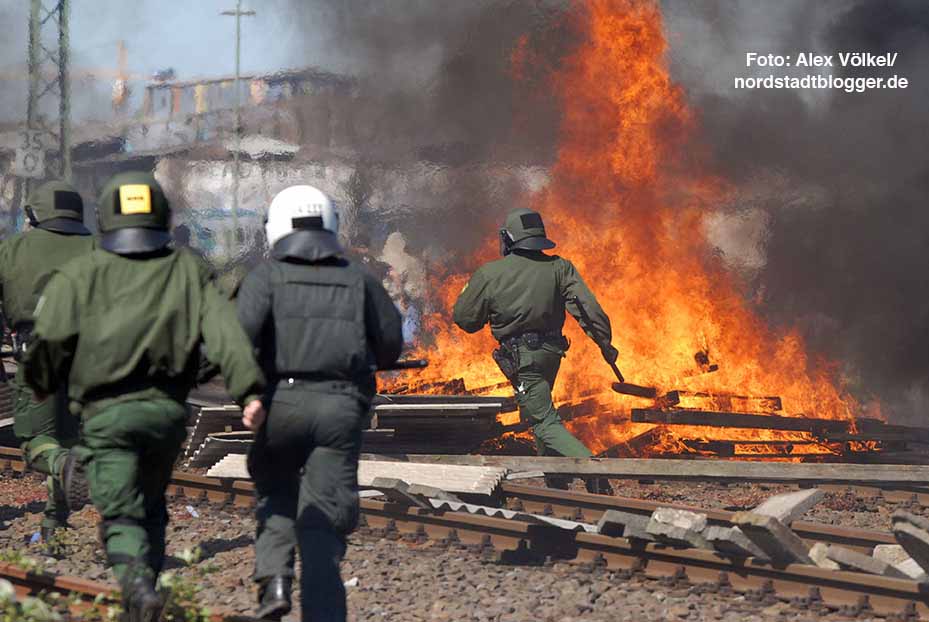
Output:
[248, 384, 365, 622]
[515, 343, 592, 458]
[82, 399, 187, 586]
[11, 366, 77, 529]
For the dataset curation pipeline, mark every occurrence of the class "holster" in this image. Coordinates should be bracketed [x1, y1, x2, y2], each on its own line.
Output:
[492, 345, 519, 387]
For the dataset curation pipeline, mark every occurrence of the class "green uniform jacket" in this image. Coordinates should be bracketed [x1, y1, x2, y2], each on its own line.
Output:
[0, 228, 94, 327]
[22, 247, 265, 416]
[452, 250, 613, 347]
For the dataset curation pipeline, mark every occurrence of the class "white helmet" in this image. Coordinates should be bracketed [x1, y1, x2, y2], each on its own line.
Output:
[265, 185, 342, 259]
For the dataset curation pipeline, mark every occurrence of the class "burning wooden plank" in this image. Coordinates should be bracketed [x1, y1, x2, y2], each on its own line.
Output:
[680, 439, 830, 458]
[389, 377, 467, 395]
[630, 408, 851, 434]
[659, 391, 782, 413]
[596, 426, 669, 458]
[844, 418, 929, 445]
[612, 382, 659, 398]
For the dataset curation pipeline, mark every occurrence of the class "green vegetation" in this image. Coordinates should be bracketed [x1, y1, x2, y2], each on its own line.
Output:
[157, 546, 213, 622]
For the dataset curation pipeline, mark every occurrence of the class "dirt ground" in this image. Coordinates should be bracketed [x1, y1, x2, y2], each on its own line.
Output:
[1, 471, 924, 621]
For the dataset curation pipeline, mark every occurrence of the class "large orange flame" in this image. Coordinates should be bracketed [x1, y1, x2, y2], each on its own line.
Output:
[388, 0, 865, 457]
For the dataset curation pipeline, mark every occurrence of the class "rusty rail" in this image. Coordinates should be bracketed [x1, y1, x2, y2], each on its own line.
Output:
[0, 561, 259, 621]
[499, 484, 897, 554]
[4, 446, 929, 617]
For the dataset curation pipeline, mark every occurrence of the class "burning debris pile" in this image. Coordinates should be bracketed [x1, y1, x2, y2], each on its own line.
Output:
[382, 0, 891, 460]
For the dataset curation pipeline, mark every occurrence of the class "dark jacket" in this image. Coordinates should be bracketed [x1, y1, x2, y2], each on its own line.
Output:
[236, 252, 403, 400]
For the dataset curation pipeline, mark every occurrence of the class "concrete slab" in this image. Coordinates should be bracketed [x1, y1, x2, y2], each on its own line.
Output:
[825, 544, 908, 578]
[873, 544, 910, 566]
[752, 488, 824, 524]
[732, 511, 812, 565]
[897, 558, 929, 581]
[647, 508, 709, 548]
[893, 521, 929, 574]
[596, 509, 654, 541]
[647, 520, 710, 549]
[809, 542, 840, 570]
[705, 525, 767, 560]
[650, 508, 708, 531]
[893, 510, 929, 533]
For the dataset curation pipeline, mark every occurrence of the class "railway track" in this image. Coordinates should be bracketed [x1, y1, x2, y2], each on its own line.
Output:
[0, 560, 260, 621]
[3, 446, 929, 618]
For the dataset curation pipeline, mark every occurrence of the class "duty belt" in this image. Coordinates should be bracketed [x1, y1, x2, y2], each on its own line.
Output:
[499, 330, 563, 351]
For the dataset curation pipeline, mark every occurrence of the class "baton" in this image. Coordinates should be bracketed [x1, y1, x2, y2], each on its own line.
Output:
[571, 296, 624, 383]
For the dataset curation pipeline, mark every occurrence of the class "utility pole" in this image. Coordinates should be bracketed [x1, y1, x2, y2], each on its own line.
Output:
[17, 0, 71, 227]
[221, 1, 255, 249]
[27, 0, 70, 178]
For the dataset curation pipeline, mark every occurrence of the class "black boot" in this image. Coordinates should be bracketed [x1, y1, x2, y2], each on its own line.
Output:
[59, 448, 90, 512]
[123, 575, 162, 622]
[256, 575, 292, 620]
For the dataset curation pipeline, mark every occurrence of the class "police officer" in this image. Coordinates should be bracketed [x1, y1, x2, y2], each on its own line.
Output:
[22, 171, 266, 622]
[237, 185, 403, 621]
[453, 208, 618, 489]
[0, 180, 93, 540]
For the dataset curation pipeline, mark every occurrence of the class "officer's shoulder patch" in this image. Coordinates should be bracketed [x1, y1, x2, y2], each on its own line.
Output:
[118, 184, 152, 215]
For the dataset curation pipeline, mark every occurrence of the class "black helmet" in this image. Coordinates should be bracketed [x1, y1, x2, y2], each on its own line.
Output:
[97, 172, 172, 254]
[499, 208, 555, 256]
[23, 180, 90, 235]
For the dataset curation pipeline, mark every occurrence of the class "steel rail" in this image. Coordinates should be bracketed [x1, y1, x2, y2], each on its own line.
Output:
[0, 561, 259, 621]
[0, 446, 913, 552]
[160, 474, 929, 616]
[356, 499, 929, 618]
[500, 483, 897, 554]
[4, 447, 929, 616]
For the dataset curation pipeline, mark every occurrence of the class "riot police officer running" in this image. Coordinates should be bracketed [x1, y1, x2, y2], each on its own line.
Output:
[0, 180, 93, 540]
[23, 172, 266, 622]
[453, 208, 618, 491]
[237, 185, 403, 621]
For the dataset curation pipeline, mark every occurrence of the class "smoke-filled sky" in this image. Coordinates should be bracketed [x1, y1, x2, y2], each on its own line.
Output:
[0, 0, 925, 420]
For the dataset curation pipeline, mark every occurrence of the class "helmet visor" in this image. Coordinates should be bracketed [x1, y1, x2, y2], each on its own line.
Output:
[511, 235, 555, 251]
[100, 227, 172, 254]
[37, 218, 91, 235]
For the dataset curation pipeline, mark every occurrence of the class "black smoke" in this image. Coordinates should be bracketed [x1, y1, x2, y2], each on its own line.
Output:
[666, 0, 929, 422]
[284, 0, 574, 260]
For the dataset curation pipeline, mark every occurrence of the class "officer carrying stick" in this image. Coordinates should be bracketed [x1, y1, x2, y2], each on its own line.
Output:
[453, 208, 619, 493]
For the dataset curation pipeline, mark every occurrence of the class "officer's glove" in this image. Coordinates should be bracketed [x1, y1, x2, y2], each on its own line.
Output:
[600, 344, 619, 365]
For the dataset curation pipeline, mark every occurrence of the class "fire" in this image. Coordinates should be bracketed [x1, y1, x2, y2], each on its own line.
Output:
[388, 0, 864, 457]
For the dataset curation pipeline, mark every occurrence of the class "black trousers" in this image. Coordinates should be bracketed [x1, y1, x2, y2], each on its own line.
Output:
[248, 383, 366, 622]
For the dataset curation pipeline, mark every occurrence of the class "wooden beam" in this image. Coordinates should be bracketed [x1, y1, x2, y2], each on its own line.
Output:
[612, 382, 658, 398]
[359, 455, 929, 486]
[596, 426, 668, 458]
[631, 409, 850, 434]
[660, 391, 782, 413]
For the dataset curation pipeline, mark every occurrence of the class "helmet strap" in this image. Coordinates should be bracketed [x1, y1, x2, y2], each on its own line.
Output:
[499, 228, 514, 257]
